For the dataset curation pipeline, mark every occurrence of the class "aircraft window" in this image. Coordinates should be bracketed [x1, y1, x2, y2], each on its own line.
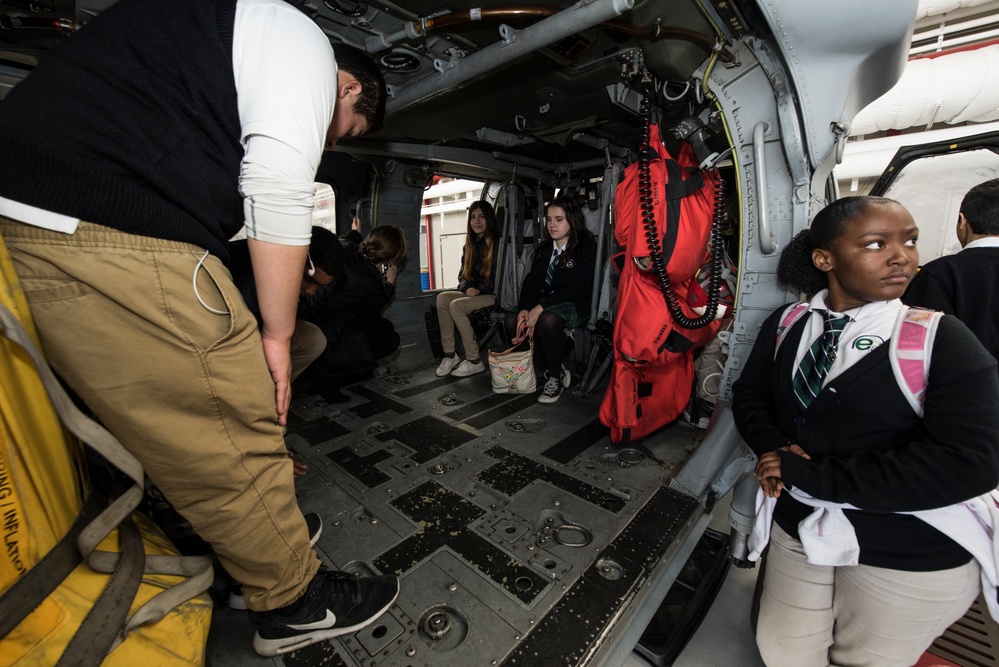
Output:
[419, 177, 486, 292]
[881, 150, 999, 262]
[313, 182, 337, 233]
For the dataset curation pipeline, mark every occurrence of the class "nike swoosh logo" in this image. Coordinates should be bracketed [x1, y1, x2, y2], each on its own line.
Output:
[287, 610, 337, 631]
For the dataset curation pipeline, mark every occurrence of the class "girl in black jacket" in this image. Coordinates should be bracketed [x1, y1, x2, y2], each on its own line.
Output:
[733, 197, 999, 667]
[504, 196, 597, 403]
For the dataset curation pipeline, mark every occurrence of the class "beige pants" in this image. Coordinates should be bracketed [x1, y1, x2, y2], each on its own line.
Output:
[435, 290, 495, 360]
[757, 523, 980, 667]
[291, 320, 325, 382]
[1, 219, 320, 611]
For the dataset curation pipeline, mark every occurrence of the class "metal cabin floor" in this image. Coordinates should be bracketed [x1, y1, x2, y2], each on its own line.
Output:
[205, 361, 713, 667]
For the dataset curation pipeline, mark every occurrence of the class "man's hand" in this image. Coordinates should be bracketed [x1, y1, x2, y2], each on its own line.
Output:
[260, 332, 292, 425]
[247, 239, 309, 425]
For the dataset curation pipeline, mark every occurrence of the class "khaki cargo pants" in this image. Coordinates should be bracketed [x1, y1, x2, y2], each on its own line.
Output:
[0, 218, 320, 611]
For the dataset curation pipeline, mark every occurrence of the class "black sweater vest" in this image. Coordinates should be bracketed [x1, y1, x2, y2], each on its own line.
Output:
[0, 0, 243, 262]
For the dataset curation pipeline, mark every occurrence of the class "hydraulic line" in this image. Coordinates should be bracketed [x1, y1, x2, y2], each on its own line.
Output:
[424, 7, 555, 29]
[0, 15, 76, 31]
[411, 7, 736, 64]
[637, 90, 724, 329]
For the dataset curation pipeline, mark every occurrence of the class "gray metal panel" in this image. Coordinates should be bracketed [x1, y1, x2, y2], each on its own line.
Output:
[698, 40, 801, 402]
[752, 0, 918, 170]
[207, 364, 745, 666]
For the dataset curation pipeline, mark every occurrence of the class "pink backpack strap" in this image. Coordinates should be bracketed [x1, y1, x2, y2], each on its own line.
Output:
[889, 306, 943, 417]
[774, 302, 809, 356]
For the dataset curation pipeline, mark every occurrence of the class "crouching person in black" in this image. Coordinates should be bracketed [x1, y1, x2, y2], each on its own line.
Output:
[504, 196, 597, 403]
[298, 225, 406, 401]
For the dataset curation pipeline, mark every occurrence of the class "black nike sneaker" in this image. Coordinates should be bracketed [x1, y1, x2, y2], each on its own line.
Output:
[250, 568, 400, 656]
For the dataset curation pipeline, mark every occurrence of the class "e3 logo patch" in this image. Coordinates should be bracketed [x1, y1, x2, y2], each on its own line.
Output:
[852, 335, 885, 351]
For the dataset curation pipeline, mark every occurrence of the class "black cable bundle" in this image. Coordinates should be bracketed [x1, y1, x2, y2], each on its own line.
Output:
[637, 92, 725, 330]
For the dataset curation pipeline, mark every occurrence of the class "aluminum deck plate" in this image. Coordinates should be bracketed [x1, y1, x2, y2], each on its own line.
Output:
[206, 365, 714, 667]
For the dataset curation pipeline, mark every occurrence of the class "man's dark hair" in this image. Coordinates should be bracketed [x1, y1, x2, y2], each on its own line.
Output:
[331, 42, 387, 133]
[960, 178, 999, 236]
[310, 226, 342, 278]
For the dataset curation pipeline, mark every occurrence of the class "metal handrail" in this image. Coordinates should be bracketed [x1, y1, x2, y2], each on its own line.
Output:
[753, 122, 775, 255]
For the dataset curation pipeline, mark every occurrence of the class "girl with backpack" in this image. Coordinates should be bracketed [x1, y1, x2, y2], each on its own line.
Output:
[435, 200, 500, 378]
[732, 196, 999, 667]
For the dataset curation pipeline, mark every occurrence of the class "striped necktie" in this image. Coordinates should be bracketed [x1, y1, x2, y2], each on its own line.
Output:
[792, 310, 851, 409]
[545, 248, 561, 286]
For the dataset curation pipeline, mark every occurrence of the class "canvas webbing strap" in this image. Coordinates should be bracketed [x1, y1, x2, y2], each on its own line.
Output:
[661, 158, 703, 265]
[0, 490, 104, 638]
[0, 303, 212, 658]
[55, 514, 144, 667]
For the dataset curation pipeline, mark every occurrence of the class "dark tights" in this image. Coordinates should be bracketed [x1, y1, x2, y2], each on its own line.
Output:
[504, 310, 567, 380]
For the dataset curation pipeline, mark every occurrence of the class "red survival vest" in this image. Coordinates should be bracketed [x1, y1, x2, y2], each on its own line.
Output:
[599, 125, 722, 442]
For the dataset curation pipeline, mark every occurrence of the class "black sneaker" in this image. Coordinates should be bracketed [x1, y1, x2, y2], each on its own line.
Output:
[229, 512, 324, 610]
[304, 512, 323, 545]
[538, 373, 563, 404]
[250, 568, 400, 656]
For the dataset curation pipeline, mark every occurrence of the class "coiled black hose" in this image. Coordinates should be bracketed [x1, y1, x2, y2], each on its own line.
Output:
[637, 95, 725, 329]
[324, 0, 366, 17]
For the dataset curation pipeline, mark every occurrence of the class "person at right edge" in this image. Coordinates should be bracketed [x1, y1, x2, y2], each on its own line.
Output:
[504, 196, 597, 403]
[732, 196, 999, 667]
[0, 0, 398, 657]
[904, 177, 999, 364]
